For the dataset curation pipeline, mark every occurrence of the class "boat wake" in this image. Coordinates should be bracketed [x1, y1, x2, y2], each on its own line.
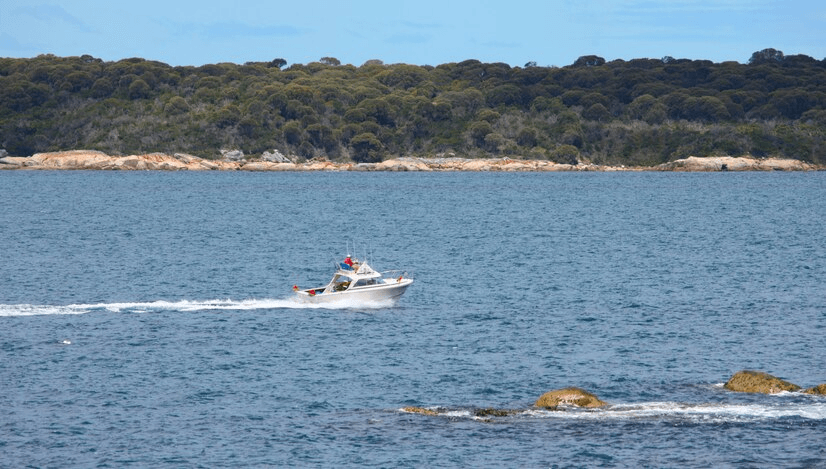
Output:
[0, 296, 397, 317]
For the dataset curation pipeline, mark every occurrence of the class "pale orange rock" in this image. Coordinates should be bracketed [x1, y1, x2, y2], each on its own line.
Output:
[6, 151, 821, 172]
[535, 387, 608, 408]
[658, 156, 816, 171]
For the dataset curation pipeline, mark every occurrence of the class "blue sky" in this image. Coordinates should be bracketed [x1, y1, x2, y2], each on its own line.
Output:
[1, 0, 824, 67]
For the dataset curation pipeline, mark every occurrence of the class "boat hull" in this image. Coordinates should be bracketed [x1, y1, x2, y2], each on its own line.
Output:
[295, 279, 413, 304]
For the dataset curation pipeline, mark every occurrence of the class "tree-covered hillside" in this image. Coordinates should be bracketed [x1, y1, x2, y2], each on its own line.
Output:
[1, 49, 825, 165]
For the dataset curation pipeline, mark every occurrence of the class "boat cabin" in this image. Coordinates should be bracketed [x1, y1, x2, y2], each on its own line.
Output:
[326, 260, 382, 293]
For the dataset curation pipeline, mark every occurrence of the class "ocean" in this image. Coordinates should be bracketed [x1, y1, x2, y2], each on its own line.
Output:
[1, 170, 824, 467]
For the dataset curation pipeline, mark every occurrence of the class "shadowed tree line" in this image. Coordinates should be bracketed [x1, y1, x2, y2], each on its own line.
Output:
[1, 48, 825, 165]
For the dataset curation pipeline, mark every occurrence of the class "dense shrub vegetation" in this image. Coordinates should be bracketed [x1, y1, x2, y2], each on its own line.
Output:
[1, 48, 825, 165]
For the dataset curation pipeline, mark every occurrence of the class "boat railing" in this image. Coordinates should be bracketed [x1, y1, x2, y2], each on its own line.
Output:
[383, 269, 413, 281]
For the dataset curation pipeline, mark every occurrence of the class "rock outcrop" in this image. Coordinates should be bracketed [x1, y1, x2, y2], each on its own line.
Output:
[0, 156, 31, 168]
[0, 150, 238, 171]
[401, 406, 440, 416]
[401, 406, 518, 418]
[240, 161, 298, 171]
[474, 407, 517, 417]
[402, 371, 823, 421]
[657, 156, 817, 171]
[220, 149, 245, 161]
[1, 151, 821, 172]
[375, 158, 433, 171]
[261, 149, 292, 163]
[534, 387, 608, 409]
[803, 384, 826, 395]
[724, 370, 801, 394]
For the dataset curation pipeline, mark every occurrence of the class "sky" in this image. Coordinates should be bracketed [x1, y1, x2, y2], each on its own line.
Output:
[1, 0, 824, 68]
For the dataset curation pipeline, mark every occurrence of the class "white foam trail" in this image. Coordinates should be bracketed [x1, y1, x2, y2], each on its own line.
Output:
[0, 304, 91, 317]
[0, 296, 395, 317]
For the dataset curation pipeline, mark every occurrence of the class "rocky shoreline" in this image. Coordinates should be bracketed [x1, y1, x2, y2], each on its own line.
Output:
[1, 150, 822, 172]
[401, 371, 826, 420]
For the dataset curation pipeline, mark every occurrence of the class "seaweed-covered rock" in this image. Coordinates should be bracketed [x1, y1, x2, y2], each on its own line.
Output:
[803, 384, 826, 395]
[534, 387, 607, 409]
[724, 370, 801, 394]
[401, 406, 439, 416]
[402, 406, 517, 419]
[474, 408, 516, 417]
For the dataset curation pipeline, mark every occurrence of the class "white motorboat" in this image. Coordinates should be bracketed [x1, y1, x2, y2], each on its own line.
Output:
[293, 256, 413, 304]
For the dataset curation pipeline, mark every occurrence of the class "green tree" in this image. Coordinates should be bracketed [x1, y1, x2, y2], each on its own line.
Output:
[90, 77, 114, 98]
[378, 64, 428, 89]
[516, 128, 538, 147]
[282, 121, 303, 145]
[350, 132, 383, 163]
[128, 79, 150, 99]
[583, 103, 611, 121]
[748, 48, 784, 65]
[469, 121, 493, 145]
[627, 94, 657, 120]
[214, 104, 241, 127]
[486, 84, 524, 107]
[550, 144, 579, 164]
[269, 58, 287, 69]
[164, 96, 190, 114]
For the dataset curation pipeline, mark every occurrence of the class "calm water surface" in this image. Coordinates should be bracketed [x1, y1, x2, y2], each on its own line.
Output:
[1, 170, 825, 467]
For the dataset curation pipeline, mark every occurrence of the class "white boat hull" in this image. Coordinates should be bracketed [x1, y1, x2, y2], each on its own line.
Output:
[295, 279, 413, 304]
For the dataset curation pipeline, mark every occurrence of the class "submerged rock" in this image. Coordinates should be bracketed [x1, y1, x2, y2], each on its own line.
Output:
[803, 384, 826, 395]
[534, 387, 608, 409]
[474, 408, 517, 417]
[402, 406, 518, 418]
[401, 406, 440, 416]
[724, 370, 801, 394]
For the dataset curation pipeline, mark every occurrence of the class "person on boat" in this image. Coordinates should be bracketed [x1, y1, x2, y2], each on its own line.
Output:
[344, 256, 354, 267]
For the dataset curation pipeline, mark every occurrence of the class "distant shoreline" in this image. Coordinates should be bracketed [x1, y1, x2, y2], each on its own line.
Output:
[1, 150, 822, 172]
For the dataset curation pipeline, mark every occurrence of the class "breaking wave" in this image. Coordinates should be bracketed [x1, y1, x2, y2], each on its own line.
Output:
[528, 400, 826, 423]
[0, 296, 396, 317]
[402, 399, 826, 423]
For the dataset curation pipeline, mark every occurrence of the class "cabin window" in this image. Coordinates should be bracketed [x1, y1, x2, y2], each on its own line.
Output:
[353, 278, 377, 287]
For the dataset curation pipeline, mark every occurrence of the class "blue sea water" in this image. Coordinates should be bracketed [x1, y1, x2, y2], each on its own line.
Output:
[1, 170, 824, 467]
